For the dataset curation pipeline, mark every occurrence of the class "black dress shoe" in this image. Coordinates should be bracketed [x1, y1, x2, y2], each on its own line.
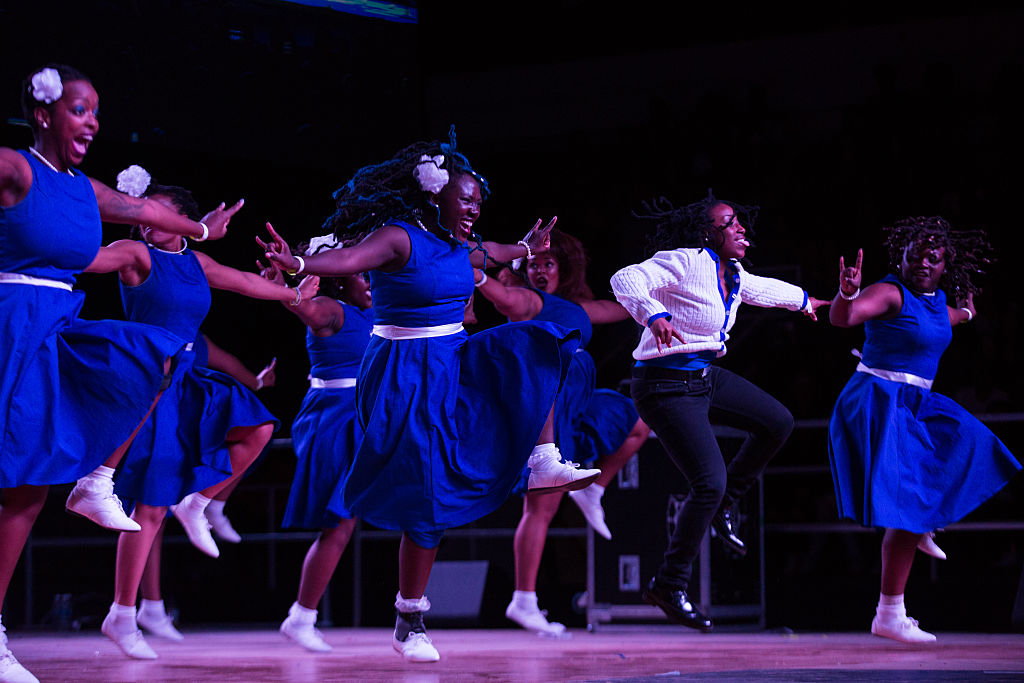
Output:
[642, 578, 713, 632]
[711, 506, 746, 556]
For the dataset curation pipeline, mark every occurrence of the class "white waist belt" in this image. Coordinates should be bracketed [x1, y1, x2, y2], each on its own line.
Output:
[185, 343, 193, 352]
[310, 377, 357, 389]
[856, 362, 933, 390]
[0, 272, 73, 291]
[372, 322, 464, 340]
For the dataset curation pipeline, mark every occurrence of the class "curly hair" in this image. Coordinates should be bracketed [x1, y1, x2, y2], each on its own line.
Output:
[296, 233, 367, 301]
[883, 216, 992, 300]
[635, 189, 758, 257]
[322, 127, 490, 241]
[20, 63, 92, 133]
[541, 229, 594, 302]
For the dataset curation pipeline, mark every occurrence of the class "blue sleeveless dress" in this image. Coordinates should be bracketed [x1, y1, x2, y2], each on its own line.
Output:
[283, 303, 373, 528]
[113, 246, 278, 506]
[828, 275, 1021, 532]
[329, 222, 580, 545]
[0, 151, 182, 488]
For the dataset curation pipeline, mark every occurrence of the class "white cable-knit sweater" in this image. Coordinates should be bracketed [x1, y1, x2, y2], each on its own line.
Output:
[610, 248, 809, 361]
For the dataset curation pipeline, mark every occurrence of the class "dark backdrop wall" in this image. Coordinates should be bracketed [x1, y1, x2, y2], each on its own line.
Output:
[2, 0, 1021, 632]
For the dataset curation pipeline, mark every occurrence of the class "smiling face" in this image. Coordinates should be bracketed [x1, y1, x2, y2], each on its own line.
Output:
[527, 255, 560, 294]
[435, 173, 482, 242]
[899, 239, 947, 294]
[140, 194, 186, 250]
[35, 79, 99, 169]
[707, 203, 750, 260]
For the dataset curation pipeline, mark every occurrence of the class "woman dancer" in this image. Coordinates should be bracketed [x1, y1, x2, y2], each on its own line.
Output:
[0, 65, 237, 683]
[261, 137, 598, 662]
[84, 171, 298, 659]
[610, 192, 828, 631]
[473, 230, 649, 635]
[268, 236, 373, 652]
[134, 335, 277, 641]
[828, 217, 1021, 643]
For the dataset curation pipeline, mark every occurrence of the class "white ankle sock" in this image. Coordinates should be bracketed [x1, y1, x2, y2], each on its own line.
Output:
[289, 602, 317, 621]
[878, 593, 904, 608]
[107, 603, 138, 635]
[183, 492, 212, 510]
[589, 483, 606, 498]
[88, 466, 116, 481]
[139, 599, 166, 617]
[206, 499, 227, 515]
[529, 443, 558, 459]
[512, 590, 539, 608]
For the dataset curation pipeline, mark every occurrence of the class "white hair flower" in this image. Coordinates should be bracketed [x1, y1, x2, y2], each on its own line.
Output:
[305, 233, 340, 256]
[413, 154, 449, 194]
[116, 165, 152, 198]
[30, 68, 63, 105]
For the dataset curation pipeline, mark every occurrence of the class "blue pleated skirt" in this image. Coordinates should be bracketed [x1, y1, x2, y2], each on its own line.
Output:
[551, 349, 596, 465]
[828, 372, 1021, 533]
[573, 388, 639, 464]
[114, 353, 279, 507]
[332, 320, 580, 539]
[1, 284, 182, 488]
[283, 385, 360, 528]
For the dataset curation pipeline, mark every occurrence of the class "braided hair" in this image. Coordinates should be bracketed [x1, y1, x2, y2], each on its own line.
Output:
[635, 189, 758, 258]
[323, 127, 490, 242]
[883, 216, 992, 300]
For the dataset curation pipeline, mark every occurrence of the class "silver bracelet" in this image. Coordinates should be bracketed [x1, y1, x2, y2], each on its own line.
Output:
[287, 255, 305, 276]
[960, 307, 973, 322]
[517, 240, 533, 260]
[196, 222, 210, 241]
[289, 286, 302, 307]
[839, 287, 860, 301]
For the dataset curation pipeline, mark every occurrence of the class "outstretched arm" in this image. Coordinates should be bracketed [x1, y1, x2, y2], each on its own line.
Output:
[949, 292, 976, 326]
[829, 249, 901, 327]
[579, 298, 631, 325]
[204, 335, 276, 391]
[261, 222, 409, 277]
[195, 251, 300, 304]
[261, 264, 346, 335]
[90, 178, 242, 240]
[83, 240, 151, 286]
[472, 217, 556, 267]
[474, 269, 543, 321]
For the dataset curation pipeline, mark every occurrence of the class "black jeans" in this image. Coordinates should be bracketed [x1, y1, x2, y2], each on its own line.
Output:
[630, 365, 793, 590]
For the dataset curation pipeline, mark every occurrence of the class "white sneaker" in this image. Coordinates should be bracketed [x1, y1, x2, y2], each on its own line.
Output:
[917, 532, 946, 560]
[569, 485, 611, 540]
[527, 446, 600, 494]
[505, 599, 567, 636]
[171, 494, 220, 558]
[871, 610, 937, 643]
[136, 608, 184, 641]
[1, 624, 39, 683]
[280, 615, 332, 652]
[205, 506, 242, 544]
[66, 478, 141, 532]
[392, 631, 439, 662]
[101, 613, 158, 659]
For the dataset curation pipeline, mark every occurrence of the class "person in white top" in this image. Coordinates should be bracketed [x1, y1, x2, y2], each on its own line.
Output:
[610, 192, 829, 631]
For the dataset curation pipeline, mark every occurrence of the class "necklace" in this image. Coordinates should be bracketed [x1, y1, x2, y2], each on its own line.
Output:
[145, 238, 187, 254]
[28, 147, 74, 177]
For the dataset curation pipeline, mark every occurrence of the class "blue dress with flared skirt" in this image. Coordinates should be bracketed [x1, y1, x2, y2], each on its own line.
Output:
[113, 246, 278, 506]
[828, 275, 1020, 532]
[330, 222, 579, 543]
[283, 303, 373, 528]
[0, 151, 182, 488]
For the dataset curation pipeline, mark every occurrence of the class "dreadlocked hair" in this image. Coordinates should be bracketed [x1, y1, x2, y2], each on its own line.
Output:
[634, 189, 758, 257]
[883, 215, 992, 300]
[322, 126, 490, 241]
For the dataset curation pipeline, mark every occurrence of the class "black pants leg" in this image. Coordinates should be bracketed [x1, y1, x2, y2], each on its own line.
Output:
[631, 366, 793, 590]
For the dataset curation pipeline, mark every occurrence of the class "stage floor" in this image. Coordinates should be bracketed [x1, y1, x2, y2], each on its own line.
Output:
[8, 626, 1024, 681]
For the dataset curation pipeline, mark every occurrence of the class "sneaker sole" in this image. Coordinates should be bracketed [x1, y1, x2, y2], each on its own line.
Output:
[527, 472, 600, 495]
[65, 503, 141, 532]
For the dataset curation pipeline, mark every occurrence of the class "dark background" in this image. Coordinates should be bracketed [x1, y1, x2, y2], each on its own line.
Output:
[2, 0, 1022, 634]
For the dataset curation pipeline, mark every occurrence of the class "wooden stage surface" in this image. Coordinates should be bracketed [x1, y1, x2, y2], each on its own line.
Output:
[9, 626, 1024, 681]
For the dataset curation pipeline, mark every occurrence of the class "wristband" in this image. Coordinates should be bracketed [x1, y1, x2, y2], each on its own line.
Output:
[839, 288, 860, 301]
[196, 222, 210, 242]
[287, 255, 305, 276]
[960, 307, 973, 322]
[289, 286, 302, 307]
[517, 240, 533, 260]
[255, 376, 264, 391]
[475, 271, 488, 288]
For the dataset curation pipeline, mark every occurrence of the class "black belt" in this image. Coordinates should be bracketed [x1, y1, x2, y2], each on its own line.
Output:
[632, 365, 709, 381]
